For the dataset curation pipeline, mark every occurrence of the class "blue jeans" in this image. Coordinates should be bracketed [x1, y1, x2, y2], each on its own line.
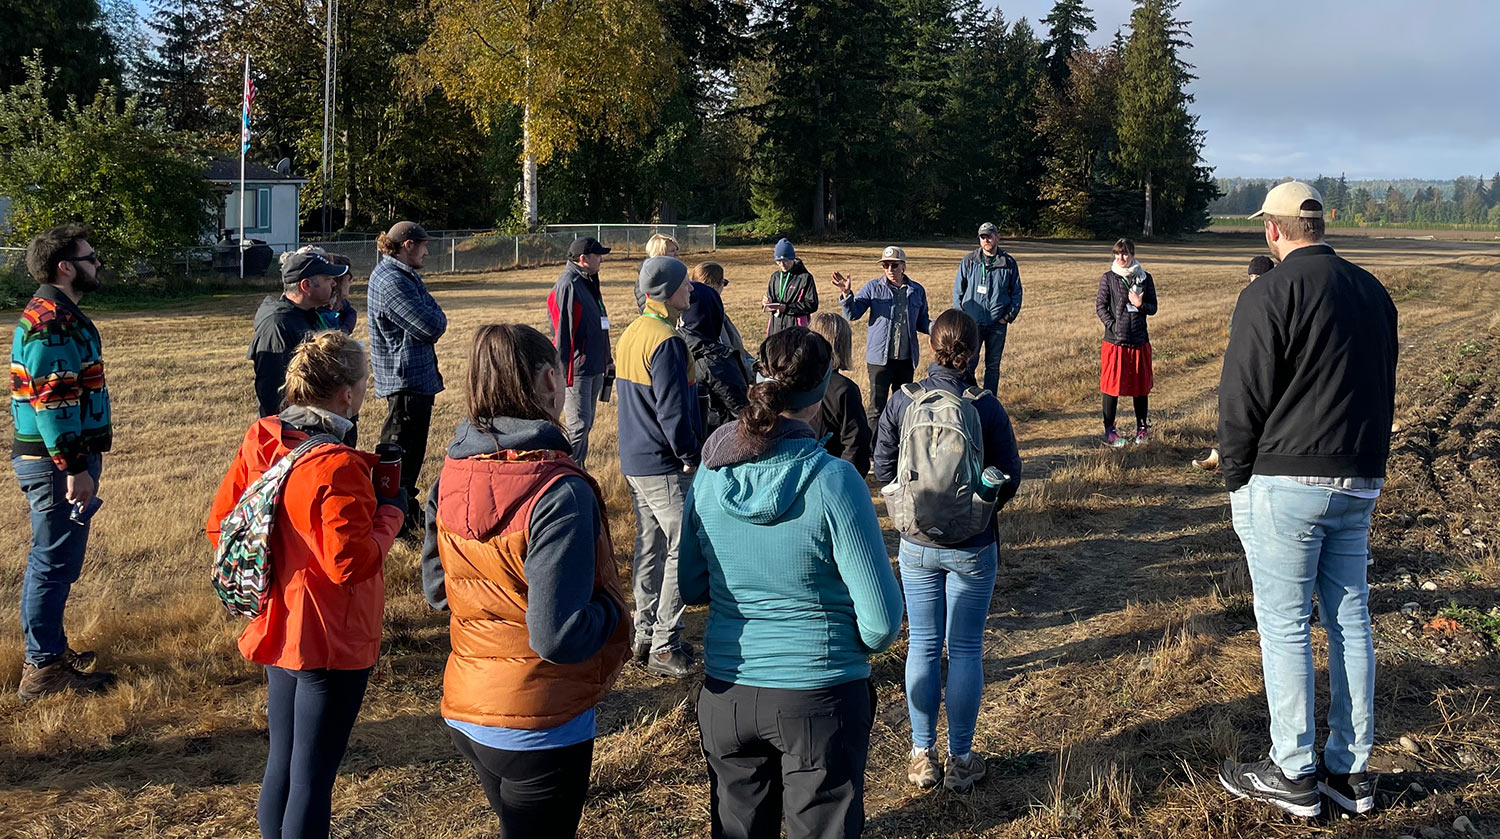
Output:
[1230, 475, 1377, 777]
[965, 323, 1008, 394]
[15, 454, 102, 667]
[898, 539, 997, 755]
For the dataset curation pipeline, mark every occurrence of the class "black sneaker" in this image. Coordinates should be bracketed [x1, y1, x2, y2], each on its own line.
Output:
[1318, 763, 1374, 814]
[1218, 758, 1321, 818]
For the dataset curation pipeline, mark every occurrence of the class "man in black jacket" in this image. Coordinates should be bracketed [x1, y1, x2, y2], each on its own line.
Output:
[548, 237, 614, 467]
[249, 252, 347, 417]
[1216, 181, 1397, 819]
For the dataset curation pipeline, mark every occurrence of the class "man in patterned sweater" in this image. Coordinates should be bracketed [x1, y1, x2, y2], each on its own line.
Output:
[10, 224, 116, 700]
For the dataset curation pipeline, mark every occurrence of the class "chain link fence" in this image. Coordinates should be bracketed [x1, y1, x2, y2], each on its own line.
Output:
[1, 224, 717, 283]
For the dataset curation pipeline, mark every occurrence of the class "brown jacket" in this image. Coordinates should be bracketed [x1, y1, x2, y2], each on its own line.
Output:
[434, 451, 629, 728]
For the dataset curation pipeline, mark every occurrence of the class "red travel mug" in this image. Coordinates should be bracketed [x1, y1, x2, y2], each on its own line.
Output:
[374, 443, 404, 497]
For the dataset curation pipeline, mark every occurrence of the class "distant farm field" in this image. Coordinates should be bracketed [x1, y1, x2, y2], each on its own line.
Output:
[1, 234, 1498, 838]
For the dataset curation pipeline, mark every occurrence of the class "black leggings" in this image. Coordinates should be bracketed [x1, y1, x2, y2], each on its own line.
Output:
[259, 666, 371, 839]
[1102, 394, 1149, 431]
[449, 728, 594, 838]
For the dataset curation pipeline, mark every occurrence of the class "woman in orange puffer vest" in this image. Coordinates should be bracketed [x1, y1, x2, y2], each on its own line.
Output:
[420, 323, 629, 839]
[207, 332, 406, 839]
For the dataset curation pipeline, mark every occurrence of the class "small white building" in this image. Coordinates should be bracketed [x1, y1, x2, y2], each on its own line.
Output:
[206, 157, 307, 252]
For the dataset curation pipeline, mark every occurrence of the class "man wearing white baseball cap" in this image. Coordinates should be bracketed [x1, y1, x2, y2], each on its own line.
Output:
[1217, 181, 1398, 819]
[831, 246, 931, 435]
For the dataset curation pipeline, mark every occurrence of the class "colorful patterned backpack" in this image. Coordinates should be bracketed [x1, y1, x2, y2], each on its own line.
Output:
[211, 434, 339, 617]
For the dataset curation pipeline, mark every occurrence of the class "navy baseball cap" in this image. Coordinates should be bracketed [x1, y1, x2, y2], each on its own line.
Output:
[281, 252, 349, 285]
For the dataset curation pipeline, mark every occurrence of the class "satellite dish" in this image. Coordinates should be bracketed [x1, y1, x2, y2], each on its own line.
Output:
[275, 158, 293, 176]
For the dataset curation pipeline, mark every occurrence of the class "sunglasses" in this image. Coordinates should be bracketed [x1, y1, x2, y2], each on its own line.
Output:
[979, 234, 995, 240]
[65, 253, 101, 266]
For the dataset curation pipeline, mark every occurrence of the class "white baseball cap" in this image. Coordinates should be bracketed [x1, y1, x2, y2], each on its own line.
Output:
[1250, 181, 1325, 219]
[880, 246, 907, 263]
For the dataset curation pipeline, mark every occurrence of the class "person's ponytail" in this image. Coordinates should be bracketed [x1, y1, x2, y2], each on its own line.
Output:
[736, 326, 832, 449]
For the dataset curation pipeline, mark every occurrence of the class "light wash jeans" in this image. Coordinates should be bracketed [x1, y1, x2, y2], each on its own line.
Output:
[898, 539, 998, 755]
[563, 373, 604, 468]
[626, 472, 691, 655]
[1230, 475, 1377, 777]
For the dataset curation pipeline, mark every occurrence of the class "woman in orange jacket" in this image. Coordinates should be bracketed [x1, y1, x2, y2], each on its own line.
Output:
[207, 332, 405, 839]
[420, 324, 629, 838]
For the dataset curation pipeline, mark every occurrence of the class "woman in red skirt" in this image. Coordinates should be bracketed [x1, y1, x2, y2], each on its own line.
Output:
[1095, 238, 1158, 446]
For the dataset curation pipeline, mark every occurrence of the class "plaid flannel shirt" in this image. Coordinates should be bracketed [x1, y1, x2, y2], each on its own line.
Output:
[367, 255, 447, 397]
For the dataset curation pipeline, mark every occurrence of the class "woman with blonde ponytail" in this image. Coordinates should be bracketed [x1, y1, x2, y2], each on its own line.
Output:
[207, 331, 406, 839]
[680, 326, 903, 838]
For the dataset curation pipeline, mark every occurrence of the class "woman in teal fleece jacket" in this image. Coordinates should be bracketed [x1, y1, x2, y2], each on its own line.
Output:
[680, 326, 904, 839]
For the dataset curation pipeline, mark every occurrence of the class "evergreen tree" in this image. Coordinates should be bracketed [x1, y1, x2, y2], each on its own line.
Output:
[1037, 47, 1127, 235]
[138, 0, 215, 132]
[1041, 0, 1096, 89]
[1113, 0, 1212, 236]
[0, 0, 122, 110]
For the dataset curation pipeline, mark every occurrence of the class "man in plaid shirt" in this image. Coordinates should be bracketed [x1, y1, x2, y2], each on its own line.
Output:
[368, 221, 446, 534]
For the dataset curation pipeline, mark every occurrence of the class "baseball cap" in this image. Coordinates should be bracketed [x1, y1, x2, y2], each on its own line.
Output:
[385, 220, 429, 243]
[567, 237, 612, 258]
[1249, 181, 1324, 219]
[880, 246, 907, 263]
[978, 222, 999, 237]
[281, 252, 349, 285]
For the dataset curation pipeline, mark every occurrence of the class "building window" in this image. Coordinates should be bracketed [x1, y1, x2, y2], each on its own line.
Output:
[229, 186, 274, 236]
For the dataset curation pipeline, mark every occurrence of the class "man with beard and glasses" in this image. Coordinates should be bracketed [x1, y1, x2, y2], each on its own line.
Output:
[11, 224, 116, 701]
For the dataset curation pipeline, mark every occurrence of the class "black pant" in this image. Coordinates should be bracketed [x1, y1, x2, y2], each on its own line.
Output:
[448, 728, 594, 838]
[696, 677, 875, 839]
[259, 666, 371, 839]
[866, 359, 916, 432]
[379, 391, 434, 502]
[1102, 394, 1149, 430]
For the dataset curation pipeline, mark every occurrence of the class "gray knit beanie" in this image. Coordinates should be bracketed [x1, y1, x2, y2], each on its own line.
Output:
[637, 256, 689, 302]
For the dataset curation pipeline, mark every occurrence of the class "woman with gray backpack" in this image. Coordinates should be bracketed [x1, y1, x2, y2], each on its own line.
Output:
[206, 331, 407, 839]
[873, 308, 1022, 793]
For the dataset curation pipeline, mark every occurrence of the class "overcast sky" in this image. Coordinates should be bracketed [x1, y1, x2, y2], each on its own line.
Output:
[1001, 0, 1500, 180]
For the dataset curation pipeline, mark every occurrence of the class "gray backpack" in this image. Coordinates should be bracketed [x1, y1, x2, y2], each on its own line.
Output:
[881, 383, 997, 544]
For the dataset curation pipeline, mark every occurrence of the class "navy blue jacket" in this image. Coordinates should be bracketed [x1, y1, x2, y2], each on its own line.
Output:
[873, 364, 1023, 549]
[549, 262, 612, 385]
[953, 248, 1022, 327]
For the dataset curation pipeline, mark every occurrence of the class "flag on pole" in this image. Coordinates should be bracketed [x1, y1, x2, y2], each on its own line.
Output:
[241, 59, 256, 154]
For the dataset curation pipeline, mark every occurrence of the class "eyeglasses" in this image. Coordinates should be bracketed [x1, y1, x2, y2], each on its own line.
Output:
[65, 253, 101, 266]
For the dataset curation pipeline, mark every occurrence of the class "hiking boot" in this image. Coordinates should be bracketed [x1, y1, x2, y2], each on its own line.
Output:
[1318, 761, 1375, 814]
[1134, 425, 1150, 445]
[1218, 758, 1321, 817]
[63, 648, 96, 672]
[1192, 448, 1220, 471]
[907, 747, 941, 789]
[1103, 428, 1126, 448]
[646, 649, 696, 680]
[17, 659, 117, 702]
[943, 752, 987, 792]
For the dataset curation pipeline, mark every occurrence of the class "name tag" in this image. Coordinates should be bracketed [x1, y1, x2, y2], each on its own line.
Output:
[976, 285, 989, 294]
[601, 317, 611, 330]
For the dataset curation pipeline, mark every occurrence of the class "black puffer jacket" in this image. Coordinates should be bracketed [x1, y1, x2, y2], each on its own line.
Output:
[1095, 265, 1158, 347]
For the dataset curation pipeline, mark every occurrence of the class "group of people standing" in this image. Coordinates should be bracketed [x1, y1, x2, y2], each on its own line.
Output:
[9, 178, 1400, 836]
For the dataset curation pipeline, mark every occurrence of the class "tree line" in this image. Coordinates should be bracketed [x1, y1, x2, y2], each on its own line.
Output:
[0, 0, 1218, 266]
[1212, 175, 1500, 226]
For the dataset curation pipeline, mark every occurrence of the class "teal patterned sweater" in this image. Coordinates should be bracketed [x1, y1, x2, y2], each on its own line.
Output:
[9, 284, 112, 472]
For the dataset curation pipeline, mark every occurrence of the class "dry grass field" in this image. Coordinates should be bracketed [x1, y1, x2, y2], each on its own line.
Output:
[1, 233, 1498, 838]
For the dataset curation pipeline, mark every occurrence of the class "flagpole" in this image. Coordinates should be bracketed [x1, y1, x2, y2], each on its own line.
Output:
[239, 54, 248, 279]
